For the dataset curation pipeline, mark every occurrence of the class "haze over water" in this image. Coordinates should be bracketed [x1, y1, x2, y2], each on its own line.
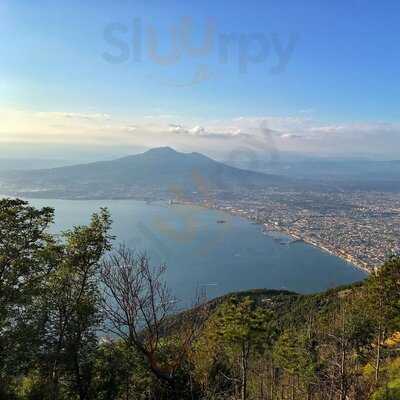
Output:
[27, 198, 366, 304]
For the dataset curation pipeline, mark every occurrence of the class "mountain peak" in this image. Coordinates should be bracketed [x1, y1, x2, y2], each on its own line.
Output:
[144, 146, 178, 155]
[0, 146, 288, 198]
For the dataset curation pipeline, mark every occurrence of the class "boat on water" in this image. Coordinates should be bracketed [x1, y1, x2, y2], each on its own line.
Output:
[216, 220, 226, 224]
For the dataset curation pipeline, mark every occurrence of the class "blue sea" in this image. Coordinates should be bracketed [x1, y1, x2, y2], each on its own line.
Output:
[25, 198, 366, 304]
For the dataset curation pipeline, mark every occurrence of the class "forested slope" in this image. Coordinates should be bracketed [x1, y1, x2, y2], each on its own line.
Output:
[0, 198, 399, 400]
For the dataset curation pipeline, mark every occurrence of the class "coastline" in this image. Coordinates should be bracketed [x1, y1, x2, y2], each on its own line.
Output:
[1, 193, 371, 275]
[179, 200, 371, 275]
[260, 221, 370, 275]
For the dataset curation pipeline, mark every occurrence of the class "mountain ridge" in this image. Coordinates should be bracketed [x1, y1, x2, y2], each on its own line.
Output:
[0, 147, 291, 198]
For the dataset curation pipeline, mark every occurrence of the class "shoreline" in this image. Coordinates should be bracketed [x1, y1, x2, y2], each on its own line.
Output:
[181, 200, 371, 275]
[261, 223, 370, 275]
[148, 198, 371, 275]
[2, 194, 371, 274]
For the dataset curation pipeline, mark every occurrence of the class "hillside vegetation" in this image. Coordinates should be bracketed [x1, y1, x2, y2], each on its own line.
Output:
[0, 198, 399, 400]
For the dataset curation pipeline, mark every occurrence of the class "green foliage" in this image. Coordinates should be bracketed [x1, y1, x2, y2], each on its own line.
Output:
[273, 330, 318, 382]
[91, 341, 151, 400]
[366, 257, 400, 333]
[40, 208, 113, 399]
[15, 370, 52, 400]
[0, 199, 113, 399]
[214, 296, 274, 356]
[1, 198, 400, 400]
[371, 358, 400, 400]
[0, 198, 55, 384]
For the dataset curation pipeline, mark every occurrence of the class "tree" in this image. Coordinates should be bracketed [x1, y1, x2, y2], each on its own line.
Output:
[39, 208, 113, 400]
[100, 246, 205, 399]
[91, 340, 151, 400]
[212, 297, 274, 400]
[0, 198, 55, 391]
[318, 294, 374, 400]
[370, 357, 400, 400]
[273, 329, 319, 400]
[366, 257, 400, 384]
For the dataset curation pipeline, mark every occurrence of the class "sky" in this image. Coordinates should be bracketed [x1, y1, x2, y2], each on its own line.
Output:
[1, 0, 399, 161]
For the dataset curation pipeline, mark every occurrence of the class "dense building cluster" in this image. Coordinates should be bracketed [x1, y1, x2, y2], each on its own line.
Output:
[197, 189, 400, 272]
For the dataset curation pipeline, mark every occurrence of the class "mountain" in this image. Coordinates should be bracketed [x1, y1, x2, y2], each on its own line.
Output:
[226, 158, 400, 192]
[0, 147, 290, 198]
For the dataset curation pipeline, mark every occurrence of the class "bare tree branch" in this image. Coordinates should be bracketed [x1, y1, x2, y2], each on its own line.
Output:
[100, 245, 207, 387]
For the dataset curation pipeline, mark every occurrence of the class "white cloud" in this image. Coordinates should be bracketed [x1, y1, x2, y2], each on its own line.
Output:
[1, 107, 399, 158]
[168, 124, 187, 134]
[280, 133, 303, 139]
[189, 126, 206, 135]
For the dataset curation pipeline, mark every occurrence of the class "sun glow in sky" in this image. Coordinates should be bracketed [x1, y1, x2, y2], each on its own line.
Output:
[1, 1, 400, 160]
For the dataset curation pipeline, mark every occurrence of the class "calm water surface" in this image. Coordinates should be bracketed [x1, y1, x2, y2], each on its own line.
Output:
[25, 198, 366, 303]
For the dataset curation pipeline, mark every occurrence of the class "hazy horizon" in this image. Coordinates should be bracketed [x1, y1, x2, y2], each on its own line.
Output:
[0, 145, 399, 170]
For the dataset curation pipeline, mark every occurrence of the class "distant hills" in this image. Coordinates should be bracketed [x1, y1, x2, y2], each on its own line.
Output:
[226, 158, 400, 192]
[0, 147, 290, 199]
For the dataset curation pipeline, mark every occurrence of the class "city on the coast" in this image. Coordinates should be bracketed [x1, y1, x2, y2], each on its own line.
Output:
[190, 189, 400, 272]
